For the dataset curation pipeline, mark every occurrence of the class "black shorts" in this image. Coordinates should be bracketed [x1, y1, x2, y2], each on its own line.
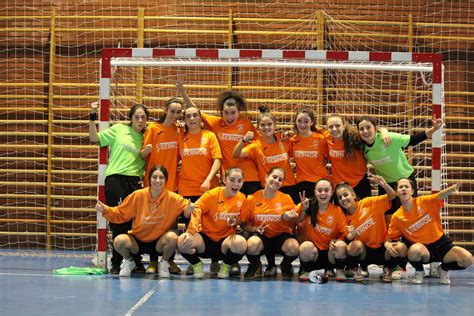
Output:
[287, 181, 316, 204]
[361, 245, 386, 266]
[303, 247, 332, 271]
[258, 232, 295, 256]
[133, 236, 162, 257]
[353, 174, 372, 200]
[403, 234, 454, 263]
[197, 232, 226, 260]
[382, 172, 418, 215]
[241, 181, 262, 196]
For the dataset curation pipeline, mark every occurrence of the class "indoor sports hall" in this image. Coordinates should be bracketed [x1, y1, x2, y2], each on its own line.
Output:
[1, 1, 473, 315]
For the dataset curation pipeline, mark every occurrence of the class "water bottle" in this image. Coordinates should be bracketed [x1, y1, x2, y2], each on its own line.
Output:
[309, 271, 329, 283]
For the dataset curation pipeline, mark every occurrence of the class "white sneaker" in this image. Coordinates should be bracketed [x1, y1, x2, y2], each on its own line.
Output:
[392, 266, 407, 280]
[119, 258, 136, 277]
[159, 260, 170, 278]
[438, 266, 451, 285]
[335, 269, 346, 282]
[412, 270, 425, 284]
[429, 262, 440, 278]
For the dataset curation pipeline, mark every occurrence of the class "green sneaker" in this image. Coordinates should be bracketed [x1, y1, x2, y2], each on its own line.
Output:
[193, 261, 204, 279]
[217, 263, 230, 279]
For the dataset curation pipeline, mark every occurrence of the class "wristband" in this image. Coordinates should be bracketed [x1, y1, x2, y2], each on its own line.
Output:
[89, 112, 98, 121]
[241, 138, 247, 143]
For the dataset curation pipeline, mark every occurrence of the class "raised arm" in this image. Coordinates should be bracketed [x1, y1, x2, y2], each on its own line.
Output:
[175, 78, 197, 108]
[232, 131, 253, 159]
[368, 173, 396, 200]
[89, 102, 99, 143]
[437, 183, 461, 200]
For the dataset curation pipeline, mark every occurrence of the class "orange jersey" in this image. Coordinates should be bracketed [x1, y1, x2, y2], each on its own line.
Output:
[102, 187, 189, 243]
[243, 135, 296, 187]
[178, 130, 222, 197]
[187, 187, 247, 241]
[143, 122, 181, 191]
[241, 190, 302, 238]
[302, 203, 348, 250]
[202, 112, 259, 182]
[326, 136, 367, 187]
[387, 194, 444, 244]
[289, 132, 330, 183]
[345, 195, 391, 248]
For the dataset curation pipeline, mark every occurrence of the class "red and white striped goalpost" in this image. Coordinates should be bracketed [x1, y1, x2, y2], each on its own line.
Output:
[95, 48, 445, 268]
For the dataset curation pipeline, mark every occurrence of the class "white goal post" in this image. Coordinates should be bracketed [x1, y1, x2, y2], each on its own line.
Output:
[95, 48, 445, 268]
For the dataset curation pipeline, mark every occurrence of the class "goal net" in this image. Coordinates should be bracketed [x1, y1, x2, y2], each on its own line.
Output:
[96, 48, 445, 267]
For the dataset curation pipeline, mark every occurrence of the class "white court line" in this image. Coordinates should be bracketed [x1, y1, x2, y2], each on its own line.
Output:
[125, 280, 163, 316]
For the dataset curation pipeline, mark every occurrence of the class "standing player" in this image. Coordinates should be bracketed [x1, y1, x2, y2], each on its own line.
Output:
[177, 167, 248, 279]
[89, 101, 148, 274]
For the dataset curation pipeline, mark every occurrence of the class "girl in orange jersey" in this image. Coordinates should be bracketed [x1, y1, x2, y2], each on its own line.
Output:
[177, 81, 261, 196]
[177, 167, 248, 279]
[287, 107, 330, 203]
[95, 165, 194, 278]
[335, 175, 405, 283]
[298, 178, 349, 282]
[178, 106, 222, 201]
[326, 114, 372, 199]
[142, 98, 183, 191]
[233, 107, 296, 192]
[141, 98, 184, 275]
[240, 167, 309, 279]
[386, 178, 472, 285]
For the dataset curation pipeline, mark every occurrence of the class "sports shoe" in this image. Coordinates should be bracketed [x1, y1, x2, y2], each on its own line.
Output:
[360, 265, 369, 277]
[186, 264, 194, 275]
[168, 260, 181, 275]
[119, 258, 136, 277]
[264, 265, 277, 277]
[192, 261, 204, 279]
[344, 267, 354, 277]
[438, 266, 451, 285]
[335, 269, 347, 282]
[217, 263, 230, 279]
[412, 270, 425, 284]
[110, 264, 120, 275]
[132, 264, 146, 274]
[298, 271, 310, 282]
[244, 262, 263, 279]
[391, 266, 407, 280]
[159, 260, 170, 278]
[229, 263, 241, 277]
[210, 260, 221, 275]
[280, 261, 294, 278]
[325, 269, 336, 277]
[351, 267, 364, 282]
[429, 262, 440, 278]
[146, 261, 158, 274]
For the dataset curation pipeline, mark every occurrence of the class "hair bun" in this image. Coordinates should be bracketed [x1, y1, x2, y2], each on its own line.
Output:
[258, 105, 269, 113]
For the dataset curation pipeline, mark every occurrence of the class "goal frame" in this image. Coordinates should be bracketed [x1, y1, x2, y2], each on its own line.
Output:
[96, 48, 445, 268]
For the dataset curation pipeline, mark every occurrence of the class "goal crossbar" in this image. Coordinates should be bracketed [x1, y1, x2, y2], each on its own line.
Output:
[96, 47, 445, 268]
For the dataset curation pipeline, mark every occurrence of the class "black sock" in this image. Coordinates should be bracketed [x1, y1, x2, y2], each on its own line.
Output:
[409, 260, 424, 271]
[386, 256, 406, 269]
[282, 255, 298, 266]
[334, 258, 346, 269]
[181, 252, 201, 265]
[441, 261, 465, 271]
[224, 250, 244, 265]
[247, 254, 261, 266]
[346, 255, 359, 269]
[301, 261, 314, 272]
[132, 253, 143, 267]
[166, 252, 174, 262]
[265, 253, 276, 267]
